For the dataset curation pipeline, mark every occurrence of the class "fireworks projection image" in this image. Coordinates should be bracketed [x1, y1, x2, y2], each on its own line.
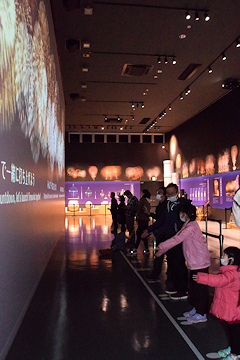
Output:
[0, 0, 64, 177]
[0, 2, 65, 357]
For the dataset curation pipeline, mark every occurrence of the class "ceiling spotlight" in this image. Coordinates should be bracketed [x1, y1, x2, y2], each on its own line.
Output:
[81, 82, 87, 89]
[82, 41, 90, 48]
[185, 10, 191, 20]
[132, 116, 135, 121]
[120, 127, 123, 130]
[187, 87, 191, 94]
[163, 109, 166, 115]
[104, 115, 107, 121]
[168, 105, 172, 111]
[132, 102, 135, 108]
[204, 12, 210, 21]
[117, 116, 121, 121]
[195, 11, 200, 21]
[141, 102, 144, 108]
[101, 126, 104, 130]
[208, 66, 213, 73]
[185, 89, 189, 95]
[180, 94, 184, 100]
[236, 38, 240, 48]
[157, 56, 161, 64]
[172, 57, 177, 65]
[84, 6, 93, 15]
[222, 52, 227, 61]
[82, 66, 89, 72]
[164, 56, 168, 64]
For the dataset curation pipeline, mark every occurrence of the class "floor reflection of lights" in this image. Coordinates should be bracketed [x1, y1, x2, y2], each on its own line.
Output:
[132, 332, 150, 352]
[101, 293, 110, 312]
[120, 293, 128, 312]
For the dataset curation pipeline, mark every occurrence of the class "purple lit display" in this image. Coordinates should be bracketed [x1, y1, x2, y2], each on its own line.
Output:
[65, 181, 141, 205]
[181, 171, 240, 209]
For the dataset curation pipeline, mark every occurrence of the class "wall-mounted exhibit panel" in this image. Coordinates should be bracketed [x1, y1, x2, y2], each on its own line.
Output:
[65, 181, 140, 214]
[181, 171, 240, 209]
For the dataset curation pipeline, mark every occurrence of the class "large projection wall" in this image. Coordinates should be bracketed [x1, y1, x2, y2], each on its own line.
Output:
[0, 1, 65, 359]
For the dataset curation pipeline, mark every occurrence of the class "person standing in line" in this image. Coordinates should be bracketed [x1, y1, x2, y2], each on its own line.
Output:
[194, 247, 240, 360]
[155, 203, 211, 323]
[117, 195, 126, 234]
[131, 189, 151, 256]
[124, 190, 138, 246]
[110, 192, 118, 237]
[147, 187, 168, 280]
[142, 183, 190, 299]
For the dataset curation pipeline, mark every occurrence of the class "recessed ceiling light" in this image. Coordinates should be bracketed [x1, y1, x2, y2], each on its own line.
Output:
[187, 25, 191, 29]
[157, 69, 163, 73]
[154, 75, 158, 78]
[179, 34, 187, 39]
[83, 41, 90, 48]
[84, 6, 93, 15]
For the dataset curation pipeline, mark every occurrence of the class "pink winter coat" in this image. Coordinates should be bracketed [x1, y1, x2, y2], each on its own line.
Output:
[197, 265, 240, 323]
[158, 220, 211, 270]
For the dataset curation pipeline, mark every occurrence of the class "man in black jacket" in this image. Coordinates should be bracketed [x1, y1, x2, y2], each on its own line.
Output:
[142, 183, 190, 300]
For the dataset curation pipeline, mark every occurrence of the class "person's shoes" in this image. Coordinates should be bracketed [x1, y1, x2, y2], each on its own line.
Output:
[169, 291, 188, 300]
[130, 248, 137, 256]
[218, 346, 231, 358]
[225, 354, 240, 360]
[165, 285, 177, 295]
[143, 249, 150, 255]
[186, 313, 207, 323]
[183, 307, 196, 318]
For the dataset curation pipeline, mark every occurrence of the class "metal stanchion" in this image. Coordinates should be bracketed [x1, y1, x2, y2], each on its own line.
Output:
[202, 217, 224, 259]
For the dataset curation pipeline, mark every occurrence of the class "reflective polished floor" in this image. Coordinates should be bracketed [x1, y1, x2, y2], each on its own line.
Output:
[6, 216, 240, 360]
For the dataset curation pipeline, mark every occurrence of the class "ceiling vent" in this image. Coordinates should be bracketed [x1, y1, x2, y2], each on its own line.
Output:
[178, 63, 202, 80]
[139, 117, 151, 124]
[122, 64, 153, 76]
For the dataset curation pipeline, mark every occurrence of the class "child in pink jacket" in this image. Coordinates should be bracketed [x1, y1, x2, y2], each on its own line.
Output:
[155, 202, 211, 323]
[194, 246, 240, 360]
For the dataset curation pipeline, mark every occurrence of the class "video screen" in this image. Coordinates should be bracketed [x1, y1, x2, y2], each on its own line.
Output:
[0, 0, 65, 356]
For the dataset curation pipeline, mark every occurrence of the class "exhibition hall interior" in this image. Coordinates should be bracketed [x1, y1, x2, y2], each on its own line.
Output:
[1, 0, 240, 359]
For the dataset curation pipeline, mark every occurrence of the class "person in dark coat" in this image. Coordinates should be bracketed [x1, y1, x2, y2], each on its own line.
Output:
[110, 192, 118, 236]
[142, 183, 190, 299]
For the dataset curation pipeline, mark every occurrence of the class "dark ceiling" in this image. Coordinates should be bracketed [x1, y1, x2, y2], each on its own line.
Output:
[50, 0, 240, 134]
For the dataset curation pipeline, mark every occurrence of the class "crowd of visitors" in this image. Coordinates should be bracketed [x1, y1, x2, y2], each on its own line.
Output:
[106, 180, 240, 360]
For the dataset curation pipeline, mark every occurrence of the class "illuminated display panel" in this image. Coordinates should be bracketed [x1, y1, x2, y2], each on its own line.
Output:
[0, 0, 65, 357]
[65, 181, 141, 205]
[181, 171, 240, 208]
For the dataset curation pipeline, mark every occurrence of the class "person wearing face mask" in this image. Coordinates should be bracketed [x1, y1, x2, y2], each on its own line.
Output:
[142, 183, 190, 298]
[155, 203, 211, 323]
[131, 189, 151, 255]
[146, 187, 167, 280]
[194, 247, 240, 360]
[150, 187, 168, 221]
